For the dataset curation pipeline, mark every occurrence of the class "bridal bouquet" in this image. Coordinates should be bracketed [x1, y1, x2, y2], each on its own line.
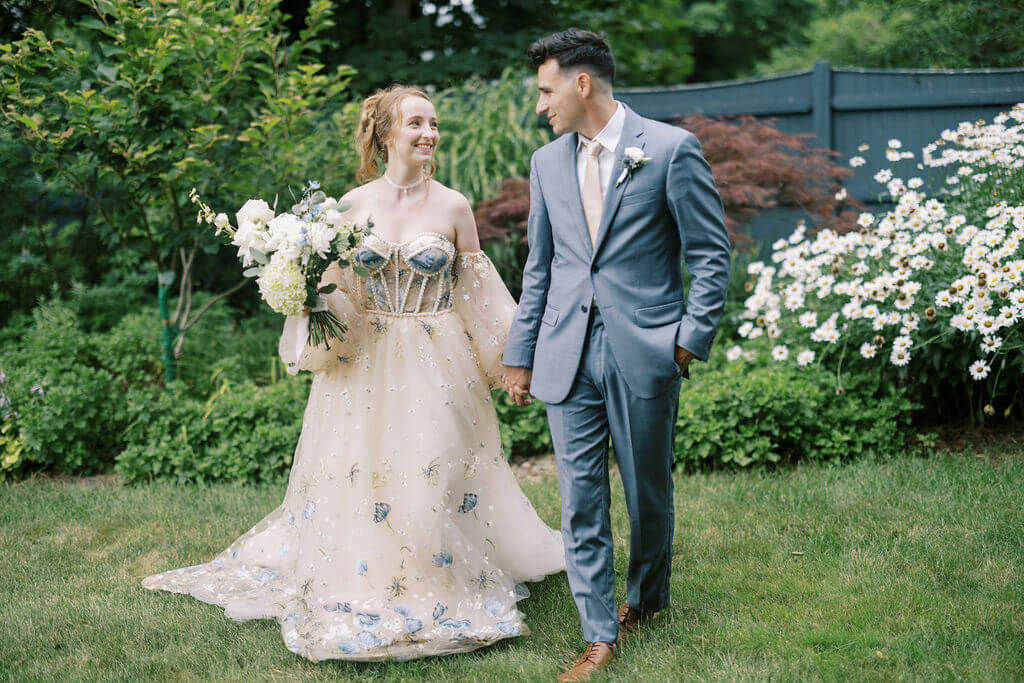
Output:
[191, 181, 370, 348]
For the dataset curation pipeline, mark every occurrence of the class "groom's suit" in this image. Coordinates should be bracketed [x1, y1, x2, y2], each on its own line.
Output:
[503, 103, 731, 643]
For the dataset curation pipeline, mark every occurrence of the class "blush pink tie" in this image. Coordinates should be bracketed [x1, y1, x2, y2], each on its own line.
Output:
[582, 140, 603, 246]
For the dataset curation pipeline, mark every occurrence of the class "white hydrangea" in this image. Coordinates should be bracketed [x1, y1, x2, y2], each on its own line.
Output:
[257, 254, 306, 315]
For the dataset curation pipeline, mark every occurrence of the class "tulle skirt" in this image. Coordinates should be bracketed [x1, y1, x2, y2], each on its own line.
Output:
[142, 310, 565, 661]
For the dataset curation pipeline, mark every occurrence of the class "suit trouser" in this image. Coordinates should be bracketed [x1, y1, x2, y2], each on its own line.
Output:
[545, 306, 682, 643]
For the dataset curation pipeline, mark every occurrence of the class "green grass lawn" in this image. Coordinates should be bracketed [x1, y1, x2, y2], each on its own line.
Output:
[2, 444, 1022, 681]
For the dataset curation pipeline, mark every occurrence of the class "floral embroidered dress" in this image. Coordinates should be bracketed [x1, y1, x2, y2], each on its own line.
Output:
[142, 233, 565, 661]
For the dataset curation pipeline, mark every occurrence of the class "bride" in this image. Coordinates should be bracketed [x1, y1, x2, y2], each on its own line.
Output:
[142, 84, 565, 661]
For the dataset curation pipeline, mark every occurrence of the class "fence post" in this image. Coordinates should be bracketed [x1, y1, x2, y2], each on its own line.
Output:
[812, 60, 832, 150]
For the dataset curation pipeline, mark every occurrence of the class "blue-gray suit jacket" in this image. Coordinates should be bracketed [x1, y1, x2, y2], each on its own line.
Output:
[502, 104, 731, 402]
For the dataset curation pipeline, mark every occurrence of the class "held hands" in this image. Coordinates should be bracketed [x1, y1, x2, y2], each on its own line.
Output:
[501, 365, 533, 406]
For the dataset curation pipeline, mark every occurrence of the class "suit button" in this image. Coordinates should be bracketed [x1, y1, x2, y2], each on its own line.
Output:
[580, 305, 588, 313]
[591, 265, 599, 273]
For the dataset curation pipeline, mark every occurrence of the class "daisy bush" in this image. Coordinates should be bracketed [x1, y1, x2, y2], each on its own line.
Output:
[728, 104, 1024, 422]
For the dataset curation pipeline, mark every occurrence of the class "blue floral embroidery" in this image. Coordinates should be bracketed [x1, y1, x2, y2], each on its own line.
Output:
[287, 509, 295, 525]
[457, 493, 478, 514]
[337, 355, 349, 363]
[432, 550, 453, 568]
[405, 618, 424, 634]
[355, 559, 368, 576]
[393, 604, 411, 617]
[438, 617, 471, 630]
[302, 500, 316, 519]
[373, 502, 391, 523]
[323, 602, 352, 613]
[358, 630, 386, 647]
[231, 550, 239, 559]
[496, 621, 519, 635]
[337, 641, 361, 654]
[484, 597, 506, 619]
[356, 612, 381, 628]
[432, 602, 447, 620]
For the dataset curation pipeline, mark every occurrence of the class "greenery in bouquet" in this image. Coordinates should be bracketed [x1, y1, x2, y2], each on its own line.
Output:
[191, 181, 369, 349]
[725, 104, 1024, 423]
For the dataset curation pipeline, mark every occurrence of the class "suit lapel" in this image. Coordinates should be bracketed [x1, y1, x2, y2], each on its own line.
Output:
[591, 106, 645, 261]
[560, 133, 593, 256]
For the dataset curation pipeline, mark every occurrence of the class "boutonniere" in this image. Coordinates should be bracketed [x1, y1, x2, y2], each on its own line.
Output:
[615, 147, 652, 187]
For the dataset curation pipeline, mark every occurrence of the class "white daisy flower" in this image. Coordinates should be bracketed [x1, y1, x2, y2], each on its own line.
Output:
[890, 347, 911, 366]
[725, 345, 742, 361]
[969, 360, 990, 380]
[860, 343, 877, 359]
[797, 349, 815, 366]
[771, 345, 789, 361]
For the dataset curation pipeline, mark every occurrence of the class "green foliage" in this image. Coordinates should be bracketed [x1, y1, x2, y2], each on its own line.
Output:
[675, 363, 915, 469]
[115, 379, 310, 484]
[0, 298, 130, 477]
[685, 0, 818, 81]
[433, 68, 551, 204]
[0, 0, 357, 380]
[493, 389, 550, 458]
[0, 278, 286, 479]
[756, 0, 1024, 74]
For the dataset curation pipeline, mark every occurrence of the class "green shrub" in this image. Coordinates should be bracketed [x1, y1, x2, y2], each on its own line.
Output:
[0, 299, 128, 476]
[493, 389, 551, 458]
[116, 379, 311, 484]
[675, 362, 915, 470]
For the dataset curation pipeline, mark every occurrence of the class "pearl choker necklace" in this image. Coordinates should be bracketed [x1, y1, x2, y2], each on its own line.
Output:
[383, 173, 425, 195]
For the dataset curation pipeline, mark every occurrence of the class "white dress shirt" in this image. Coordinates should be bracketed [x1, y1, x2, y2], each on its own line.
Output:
[575, 102, 625, 202]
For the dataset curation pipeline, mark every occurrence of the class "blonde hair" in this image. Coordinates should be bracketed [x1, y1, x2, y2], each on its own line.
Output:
[355, 84, 437, 184]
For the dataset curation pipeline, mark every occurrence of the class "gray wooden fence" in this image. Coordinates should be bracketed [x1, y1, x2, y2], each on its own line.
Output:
[617, 62, 1024, 244]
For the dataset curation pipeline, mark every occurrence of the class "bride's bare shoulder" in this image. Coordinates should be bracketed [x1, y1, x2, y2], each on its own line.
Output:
[338, 181, 379, 212]
[429, 181, 472, 214]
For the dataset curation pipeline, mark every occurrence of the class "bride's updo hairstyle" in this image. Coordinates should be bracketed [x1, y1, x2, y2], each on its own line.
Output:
[355, 84, 436, 184]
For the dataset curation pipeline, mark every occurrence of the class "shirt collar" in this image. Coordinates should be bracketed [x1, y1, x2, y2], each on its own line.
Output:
[576, 101, 625, 154]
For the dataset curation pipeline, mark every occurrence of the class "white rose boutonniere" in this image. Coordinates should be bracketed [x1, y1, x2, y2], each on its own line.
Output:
[616, 146, 653, 187]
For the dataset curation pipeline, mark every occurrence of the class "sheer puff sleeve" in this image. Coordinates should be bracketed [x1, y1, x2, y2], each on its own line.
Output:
[452, 250, 516, 388]
[278, 263, 364, 376]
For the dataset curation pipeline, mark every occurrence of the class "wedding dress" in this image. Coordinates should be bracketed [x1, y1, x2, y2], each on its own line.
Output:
[142, 232, 565, 661]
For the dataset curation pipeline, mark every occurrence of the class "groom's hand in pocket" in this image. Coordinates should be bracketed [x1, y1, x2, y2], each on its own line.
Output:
[501, 365, 533, 406]
[674, 346, 695, 375]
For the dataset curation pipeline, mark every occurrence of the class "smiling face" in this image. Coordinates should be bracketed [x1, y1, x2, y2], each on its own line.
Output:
[535, 58, 586, 136]
[385, 95, 439, 166]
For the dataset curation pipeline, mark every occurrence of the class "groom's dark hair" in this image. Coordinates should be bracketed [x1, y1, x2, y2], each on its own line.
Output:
[528, 28, 615, 87]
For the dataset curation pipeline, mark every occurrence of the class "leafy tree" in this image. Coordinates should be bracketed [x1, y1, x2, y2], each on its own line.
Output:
[1, 0, 356, 383]
[756, 0, 1024, 74]
[277, 0, 697, 91]
[684, 0, 819, 82]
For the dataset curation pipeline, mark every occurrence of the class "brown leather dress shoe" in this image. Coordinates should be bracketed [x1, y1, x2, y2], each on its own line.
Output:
[618, 602, 658, 638]
[557, 641, 616, 682]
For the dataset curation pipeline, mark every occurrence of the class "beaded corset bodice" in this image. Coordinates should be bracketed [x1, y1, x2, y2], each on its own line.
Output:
[353, 232, 457, 315]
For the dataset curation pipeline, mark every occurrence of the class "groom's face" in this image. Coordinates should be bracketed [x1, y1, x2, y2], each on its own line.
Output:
[536, 59, 584, 136]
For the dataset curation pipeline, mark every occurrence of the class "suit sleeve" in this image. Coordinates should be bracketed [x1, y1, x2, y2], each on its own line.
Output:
[501, 152, 554, 368]
[666, 132, 732, 361]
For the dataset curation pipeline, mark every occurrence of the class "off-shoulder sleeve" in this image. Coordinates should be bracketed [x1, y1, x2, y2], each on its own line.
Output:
[279, 263, 364, 375]
[451, 250, 516, 388]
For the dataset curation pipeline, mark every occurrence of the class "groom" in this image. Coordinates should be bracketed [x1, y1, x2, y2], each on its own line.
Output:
[502, 29, 731, 680]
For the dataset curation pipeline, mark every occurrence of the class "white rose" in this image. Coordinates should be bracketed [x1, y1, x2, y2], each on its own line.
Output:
[231, 220, 268, 266]
[623, 146, 649, 164]
[306, 221, 337, 258]
[264, 213, 304, 261]
[236, 198, 275, 229]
